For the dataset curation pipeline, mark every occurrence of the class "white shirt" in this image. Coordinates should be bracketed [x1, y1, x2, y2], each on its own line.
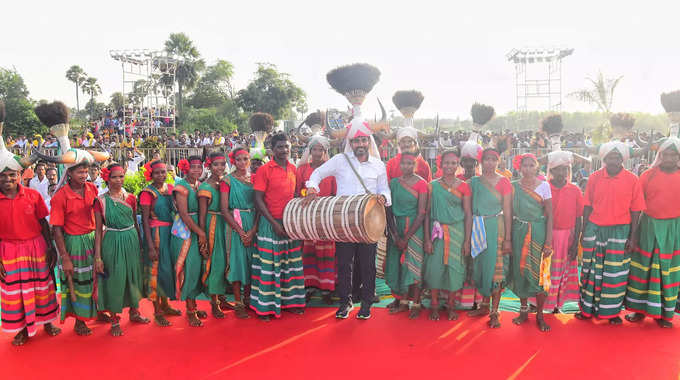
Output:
[29, 175, 50, 204]
[127, 153, 145, 174]
[306, 151, 391, 206]
[202, 137, 213, 146]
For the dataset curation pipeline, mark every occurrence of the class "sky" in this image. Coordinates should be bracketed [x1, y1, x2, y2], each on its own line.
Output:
[3, 0, 680, 120]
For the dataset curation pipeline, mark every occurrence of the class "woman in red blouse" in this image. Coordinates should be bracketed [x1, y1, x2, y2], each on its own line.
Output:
[295, 136, 337, 303]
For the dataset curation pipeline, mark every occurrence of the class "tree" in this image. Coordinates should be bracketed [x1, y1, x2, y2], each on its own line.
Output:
[81, 77, 102, 118]
[65, 65, 87, 113]
[569, 71, 623, 114]
[164, 33, 205, 120]
[0, 68, 45, 136]
[109, 92, 126, 110]
[188, 60, 236, 109]
[236, 63, 307, 120]
[569, 71, 624, 142]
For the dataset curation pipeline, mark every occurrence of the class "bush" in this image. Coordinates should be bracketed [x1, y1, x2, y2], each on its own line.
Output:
[179, 106, 237, 134]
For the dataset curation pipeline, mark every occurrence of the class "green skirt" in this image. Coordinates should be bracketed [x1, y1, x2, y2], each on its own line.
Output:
[625, 215, 680, 321]
[424, 221, 465, 292]
[579, 222, 630, 319]
[509, 218, 547, 298]
[170, 216, 205, 301]
[143, 225, 177, 301]
[60, 232, 97, 322]
[203, 212, 227, 295]
[386, 215, 425, 296]
[472, 215, 509, 297]
[98, 227, 144, 314]
[227, 209, 256, 285]
[249, 218, 305, 317]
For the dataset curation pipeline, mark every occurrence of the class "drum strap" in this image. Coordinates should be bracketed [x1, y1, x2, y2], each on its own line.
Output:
[343, 153, 372, 194]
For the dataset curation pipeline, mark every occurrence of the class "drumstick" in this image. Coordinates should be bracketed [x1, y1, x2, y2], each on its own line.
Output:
[67, 274, 76, 303]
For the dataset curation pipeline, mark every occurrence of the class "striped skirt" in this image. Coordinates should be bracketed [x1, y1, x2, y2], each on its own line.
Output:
[579, 223, 630, 319]
[0, 236, 58, 336]
[250, 218, 305, 317]
[60, 232, 97, 322]
[302, 240, 336, 291]
[544, 228, 579, 311]
[625, 215, 680, 321]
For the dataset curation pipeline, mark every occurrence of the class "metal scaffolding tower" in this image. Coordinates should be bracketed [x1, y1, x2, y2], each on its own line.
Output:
[506, 47, 573, 112]
[109, 49, 180, 133]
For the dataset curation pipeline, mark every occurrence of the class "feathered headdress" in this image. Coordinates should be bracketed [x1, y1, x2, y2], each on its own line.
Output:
[541, 114, 564, 151]
[609, 113, 635, 141]
[249, 112, 274, 153]
[325, 63, 387, 158]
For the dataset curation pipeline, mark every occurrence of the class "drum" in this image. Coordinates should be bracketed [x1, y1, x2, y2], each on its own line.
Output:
[283, 194, 386, 243]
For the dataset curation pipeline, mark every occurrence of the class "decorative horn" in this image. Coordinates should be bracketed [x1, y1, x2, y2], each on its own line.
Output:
[87, 150, 111, 162]
[36, 150, 77, 164]
[369, 98, 389, 133]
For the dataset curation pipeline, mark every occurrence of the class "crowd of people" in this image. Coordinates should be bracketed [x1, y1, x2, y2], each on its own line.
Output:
[1, 88, 679, 350]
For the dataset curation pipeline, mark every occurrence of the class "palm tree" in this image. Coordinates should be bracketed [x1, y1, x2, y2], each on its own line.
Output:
[81, 77, 102, 117]
[65, 65, 87, 113]
[164, 33, 205, 119]
[569, 71, 623, 143]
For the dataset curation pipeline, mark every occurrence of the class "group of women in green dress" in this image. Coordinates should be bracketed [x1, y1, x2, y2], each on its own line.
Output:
[384, 148, 555, 331]
[51, 147, 263, 337]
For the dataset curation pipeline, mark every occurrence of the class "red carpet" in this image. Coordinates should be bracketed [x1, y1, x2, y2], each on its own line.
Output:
[3, 301, 679, 380]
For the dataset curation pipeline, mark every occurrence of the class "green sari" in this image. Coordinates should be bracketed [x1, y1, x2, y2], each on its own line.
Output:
[140, 184, 176, 301]
[171, 178, 205, 301]
[468, 176, 509, 298]
[97, 193, 144, 314]
[509, 181, 549, 298]
[386, 178, 425, 296]
[424, 180, 466, 292]
[198, 181, 227, 295]
[225, 174, 256, 285]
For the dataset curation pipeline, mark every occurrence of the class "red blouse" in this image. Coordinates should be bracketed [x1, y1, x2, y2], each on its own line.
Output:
[295, 163, 336, 197]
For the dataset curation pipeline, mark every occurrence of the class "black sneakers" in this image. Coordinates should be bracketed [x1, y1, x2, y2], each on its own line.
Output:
[356, 304, 371, 320]
[335, 302, 353, 319]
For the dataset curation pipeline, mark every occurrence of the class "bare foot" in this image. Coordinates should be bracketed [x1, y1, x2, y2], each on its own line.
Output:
[409, 306, 421, 320]
[129, 312, 150, 324]
[234, 304, 250, 319]
[447, 308, 459, 321]
[513, 311, 529, 325]
[74, 321, 92, 336]
[487, 313, 501, 329]
[656, 319, 673, 329]
[386, 299, 400, 313]
[429, 307, 440, 321]
[625, 312, 645, 323]
[110, 323, 124, 337]
[537, 316, 551, 332]
[389, 303, 409, 315]
[608, 316, 623, 325]
[574, 312, 590, 321]
[11, 329, 28, 346]
[196, 310, 208, 320]
[154, 314, 172, 327]
[188, 311, 203, 327]
[44, 323, 62, 337]
[211, 303, 225, 319]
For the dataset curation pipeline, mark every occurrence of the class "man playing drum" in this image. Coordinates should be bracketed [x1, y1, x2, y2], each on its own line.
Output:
[305, 122, 390, 320]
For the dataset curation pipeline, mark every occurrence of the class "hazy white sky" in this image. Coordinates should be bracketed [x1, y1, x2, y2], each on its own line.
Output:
[2, 0, 679, 119]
